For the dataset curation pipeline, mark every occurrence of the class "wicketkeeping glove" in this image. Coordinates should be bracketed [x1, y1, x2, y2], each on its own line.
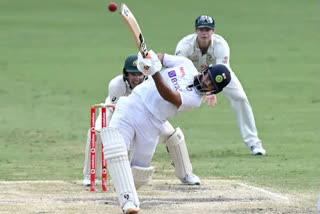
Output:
[137, 50, 162, 76]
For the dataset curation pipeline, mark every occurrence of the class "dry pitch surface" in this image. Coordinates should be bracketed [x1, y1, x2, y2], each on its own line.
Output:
[0, 179, 316, 214]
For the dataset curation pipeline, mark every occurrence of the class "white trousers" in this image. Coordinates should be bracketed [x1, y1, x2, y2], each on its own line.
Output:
[109, 95, 163, 167]
[222, 71, 260, 148]
[82, 101, 175, 177]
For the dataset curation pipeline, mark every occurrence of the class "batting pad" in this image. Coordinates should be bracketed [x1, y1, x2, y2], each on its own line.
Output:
[100, 127, 139, 208]
[131, 165, 155, 190]
[165, 127, 192, 179]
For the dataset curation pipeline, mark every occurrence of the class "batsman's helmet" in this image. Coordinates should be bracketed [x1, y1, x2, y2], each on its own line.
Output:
[193, 64, 231, 95]
[207, 64, 231, 94]
[195, 15, 215, 29]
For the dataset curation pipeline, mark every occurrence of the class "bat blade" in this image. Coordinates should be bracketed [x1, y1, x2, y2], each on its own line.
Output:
[120, 3, 148, 58]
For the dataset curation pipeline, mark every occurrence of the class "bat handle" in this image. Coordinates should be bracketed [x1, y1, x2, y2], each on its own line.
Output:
[141, 50, 150, 59]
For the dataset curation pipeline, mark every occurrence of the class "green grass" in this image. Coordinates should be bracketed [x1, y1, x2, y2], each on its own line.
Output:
[0, 0, 319, 199]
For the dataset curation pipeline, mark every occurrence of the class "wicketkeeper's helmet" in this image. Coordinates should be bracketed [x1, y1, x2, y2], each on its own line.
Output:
[122, 54, 145, 88]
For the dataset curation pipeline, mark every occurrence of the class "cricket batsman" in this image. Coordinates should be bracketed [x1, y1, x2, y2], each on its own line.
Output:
[82, 54, 200, 188]
[100, 51, 231, 213]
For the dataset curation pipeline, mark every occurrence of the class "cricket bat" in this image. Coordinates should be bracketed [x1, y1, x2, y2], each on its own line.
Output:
[120, 3, 149, 58]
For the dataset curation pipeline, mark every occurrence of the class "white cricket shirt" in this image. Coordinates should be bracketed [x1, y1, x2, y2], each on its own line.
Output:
[132, 54, 202, 123]
[107, 75, 132, 105]
[175, 33, 230, 71]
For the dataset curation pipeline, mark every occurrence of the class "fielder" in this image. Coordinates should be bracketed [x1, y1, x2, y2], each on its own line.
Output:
[100, 51, 231, 213]
[175, 15, 265, 155]
[82, 54, 200, 187]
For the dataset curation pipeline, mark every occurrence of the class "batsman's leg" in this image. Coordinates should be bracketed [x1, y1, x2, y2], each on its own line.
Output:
[161, 121, 200, 185]
[131, 166, 155, 190]
[101, 127, 139, 214]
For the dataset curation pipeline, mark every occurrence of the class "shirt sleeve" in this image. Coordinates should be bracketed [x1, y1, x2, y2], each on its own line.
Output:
[108, 76, 127, 105]
[175, 39, 190, 57]
[175, 40, 186, 56]
[177, 90, 202, 112]
[214, 39, 230, 65]
[162, 54, 190, 68]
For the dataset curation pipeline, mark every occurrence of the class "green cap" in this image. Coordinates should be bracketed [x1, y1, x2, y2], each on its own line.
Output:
[195, 15, 215, 29]
[124, 54, 139, 73]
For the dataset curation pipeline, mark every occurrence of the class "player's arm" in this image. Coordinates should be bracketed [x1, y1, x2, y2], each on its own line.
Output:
[152, 72, 182, 108]
[101, 75, 127, 122]
[214, 40, 230, 65]
[137, 51, 182, 108]
[153, 53, 182, 107]
[108, 75, 127, 105]
[175, 38, 191, 57]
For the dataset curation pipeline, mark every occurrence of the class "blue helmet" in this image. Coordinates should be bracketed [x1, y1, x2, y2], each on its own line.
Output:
[193, 64, 231, 95]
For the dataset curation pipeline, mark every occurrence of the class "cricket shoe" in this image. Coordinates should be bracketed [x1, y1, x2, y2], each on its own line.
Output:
[250, 142, 266, 155]
[82, 174, 96, 187]
[122, 201, 140, 214]
[180, 172, 200, 185]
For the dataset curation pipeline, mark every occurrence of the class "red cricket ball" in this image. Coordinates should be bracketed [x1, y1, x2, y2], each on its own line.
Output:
[108, 2, 117, 12]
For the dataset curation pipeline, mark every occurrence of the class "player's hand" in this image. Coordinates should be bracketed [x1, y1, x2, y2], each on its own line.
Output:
[202, 94, 217, 107]
[137, 50, 162, 76]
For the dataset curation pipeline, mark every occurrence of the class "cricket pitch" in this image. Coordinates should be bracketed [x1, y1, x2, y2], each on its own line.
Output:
[0, 179, 316, 214]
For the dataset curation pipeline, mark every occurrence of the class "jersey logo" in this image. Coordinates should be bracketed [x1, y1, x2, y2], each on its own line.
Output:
[186, 86, 193, 91]
[179, 67, 185, 77]
[111, 96, 117, 103]
[168, 70, 176, 78]
[168, 70, 181, 91]
[132, 59, 137, 67]
[124, 194, 129, 200]
[222, 56, 228, 64]
[175, 50, 181, 56]
[206, 54, 215, 64]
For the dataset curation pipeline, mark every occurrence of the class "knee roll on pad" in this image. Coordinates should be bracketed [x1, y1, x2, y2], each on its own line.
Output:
[101, 127, 128, 160]
[100, 127, 127, 148]
[131, 166, 155, 190]
[159, 121, 175, 143]
[165, 127, 192, 179]
[103, 144, 127, 160]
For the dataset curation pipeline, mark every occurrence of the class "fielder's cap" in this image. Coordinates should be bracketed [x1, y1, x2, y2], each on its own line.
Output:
[207, 64, 231, 94]
[195, 15, 215, 29]
[123, 54, 139, 73]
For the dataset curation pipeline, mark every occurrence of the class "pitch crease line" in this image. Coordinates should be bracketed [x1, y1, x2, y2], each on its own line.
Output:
[237, 182, 289, 201]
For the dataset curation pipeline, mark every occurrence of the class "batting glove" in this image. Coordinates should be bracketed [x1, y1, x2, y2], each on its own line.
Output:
[137, 50, 162, 76]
